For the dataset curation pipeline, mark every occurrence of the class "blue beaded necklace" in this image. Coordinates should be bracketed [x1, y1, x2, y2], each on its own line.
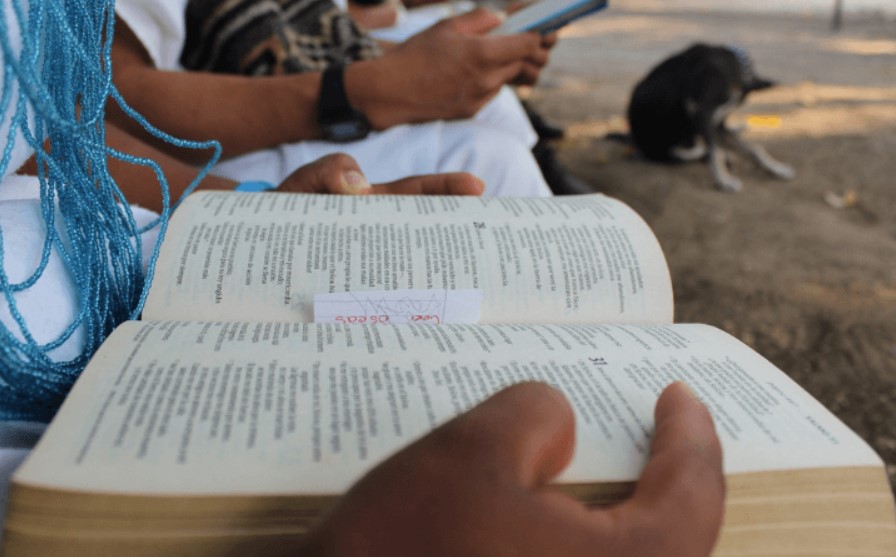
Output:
[0, 0, 221, 421]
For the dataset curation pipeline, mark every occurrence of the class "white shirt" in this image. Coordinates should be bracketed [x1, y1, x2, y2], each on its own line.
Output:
[116, 0, 190, 70]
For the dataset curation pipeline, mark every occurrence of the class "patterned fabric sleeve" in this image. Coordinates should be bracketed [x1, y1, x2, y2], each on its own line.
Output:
[181, 0, 382, 75]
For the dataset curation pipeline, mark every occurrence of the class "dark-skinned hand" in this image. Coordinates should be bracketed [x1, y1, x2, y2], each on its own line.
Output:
[299, 381, 726, 556]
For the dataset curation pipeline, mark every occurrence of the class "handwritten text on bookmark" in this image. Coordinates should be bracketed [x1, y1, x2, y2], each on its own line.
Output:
[314, 289, 483, 325]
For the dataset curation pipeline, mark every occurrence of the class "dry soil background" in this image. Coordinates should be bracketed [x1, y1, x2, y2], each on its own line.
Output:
[527, 1, 896, 488]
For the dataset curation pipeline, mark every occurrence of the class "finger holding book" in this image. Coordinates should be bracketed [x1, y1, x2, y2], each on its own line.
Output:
[594, 382, 726, 557]
[276, 152, 485, 196]
[298, 381, 725, 557]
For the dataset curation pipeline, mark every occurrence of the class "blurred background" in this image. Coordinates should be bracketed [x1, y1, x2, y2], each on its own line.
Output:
[527, 0, 895, 489]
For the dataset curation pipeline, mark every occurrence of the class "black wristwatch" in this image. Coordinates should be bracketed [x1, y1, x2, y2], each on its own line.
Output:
[317, 64, 371, 143]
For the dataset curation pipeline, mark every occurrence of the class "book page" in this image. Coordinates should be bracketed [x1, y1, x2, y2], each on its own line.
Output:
[15, 322, 880, 496]
[143, 192, 673, 325]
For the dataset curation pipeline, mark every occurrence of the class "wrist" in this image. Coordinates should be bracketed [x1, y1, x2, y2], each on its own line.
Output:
[344, 60, 408, 130]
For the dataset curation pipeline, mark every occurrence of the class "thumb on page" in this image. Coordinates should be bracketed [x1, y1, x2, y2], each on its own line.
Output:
[606, 382, 726, 557]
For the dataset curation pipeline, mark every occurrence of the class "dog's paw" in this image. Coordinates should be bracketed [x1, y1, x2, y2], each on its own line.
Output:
[715, 175, 743, 192]
[671, 142, 707, 162]
[725, 122, 747, 134]
[767, 161, 796, 180]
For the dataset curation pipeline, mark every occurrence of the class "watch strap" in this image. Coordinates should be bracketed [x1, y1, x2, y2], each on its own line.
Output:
[317, 64, 371, 142]
[318, 65, 351, 119]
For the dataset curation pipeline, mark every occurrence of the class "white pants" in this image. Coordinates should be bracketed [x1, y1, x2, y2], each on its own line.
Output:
[214, 87, 548, 197]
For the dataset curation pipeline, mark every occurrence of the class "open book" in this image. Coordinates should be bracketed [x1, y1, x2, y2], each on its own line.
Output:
[3, 192, 895, 556]
[142, 191, 674, 325]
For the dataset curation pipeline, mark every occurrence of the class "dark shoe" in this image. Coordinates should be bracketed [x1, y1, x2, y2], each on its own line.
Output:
[533, 140, 593, 195]
[523, 101, 565, 141]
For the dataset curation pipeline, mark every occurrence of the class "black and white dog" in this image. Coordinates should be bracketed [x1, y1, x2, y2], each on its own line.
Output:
[627, 43, 795, 192]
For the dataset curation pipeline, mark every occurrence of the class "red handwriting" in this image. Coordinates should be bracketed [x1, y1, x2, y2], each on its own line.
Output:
[335, 315, 391, 324]
[410, 315, 441, 324]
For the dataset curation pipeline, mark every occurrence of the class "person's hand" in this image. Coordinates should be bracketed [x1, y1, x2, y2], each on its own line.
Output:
[277, 153, 484, 195]
[514, 31, 558, 85]
[500, 1, 560, 86]
[299, 381, 726, 556]
[348, 9, 553, 128]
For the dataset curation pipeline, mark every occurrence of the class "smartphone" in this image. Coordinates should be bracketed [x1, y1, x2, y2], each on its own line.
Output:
[491, 0, 608, 35]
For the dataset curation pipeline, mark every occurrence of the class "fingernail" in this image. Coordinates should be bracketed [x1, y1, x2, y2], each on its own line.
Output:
[473, 178, 486, 194]
[341, 171, 371, 194]
[490, 8, 507, 21]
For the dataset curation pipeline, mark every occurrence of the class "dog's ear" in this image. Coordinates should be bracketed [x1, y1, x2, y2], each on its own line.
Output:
[746, 77, 776, 93]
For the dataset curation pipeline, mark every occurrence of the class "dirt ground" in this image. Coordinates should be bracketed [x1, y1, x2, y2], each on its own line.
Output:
[527, 2, 896, 488]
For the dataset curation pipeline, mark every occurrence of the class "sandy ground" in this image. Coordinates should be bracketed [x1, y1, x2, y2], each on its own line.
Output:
[527, 1, 896, 488]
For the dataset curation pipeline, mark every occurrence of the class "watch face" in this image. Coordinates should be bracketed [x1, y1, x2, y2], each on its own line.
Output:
[328, 120, 369, 142]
